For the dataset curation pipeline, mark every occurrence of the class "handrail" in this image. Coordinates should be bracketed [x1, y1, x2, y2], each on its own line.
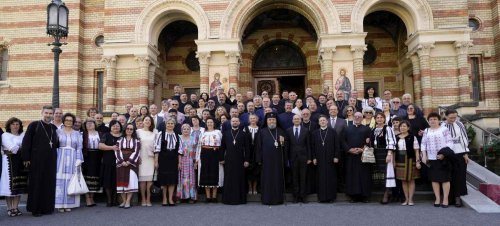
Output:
[438, 106, 500, 140]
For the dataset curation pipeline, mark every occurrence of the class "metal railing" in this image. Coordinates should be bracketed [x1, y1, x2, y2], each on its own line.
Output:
[438, 106, 500, 168]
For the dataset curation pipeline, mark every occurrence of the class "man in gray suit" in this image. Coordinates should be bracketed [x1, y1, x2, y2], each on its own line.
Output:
[150, 104, 164, 131]
[328, 105, 347, 192]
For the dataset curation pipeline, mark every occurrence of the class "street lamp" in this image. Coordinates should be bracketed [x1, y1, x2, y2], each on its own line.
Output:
[46, 0, 68, 108]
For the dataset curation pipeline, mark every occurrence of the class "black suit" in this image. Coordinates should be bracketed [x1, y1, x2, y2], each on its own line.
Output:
[286, 126, 311, 199]
[328, 116, 348, 192]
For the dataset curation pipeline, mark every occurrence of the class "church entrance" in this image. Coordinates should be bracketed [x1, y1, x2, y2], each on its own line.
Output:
[252, 40, 307, 96]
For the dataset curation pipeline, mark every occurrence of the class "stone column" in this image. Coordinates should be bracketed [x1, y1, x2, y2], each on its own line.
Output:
[226, 51, 241, 90]
[351, 45, 367, 95]
[319, 47, 335, 94]
[135, 56, 151, 106]
[409, 54, 422, 106]
[197, 51, 211, 94]
[101, 56, 117, 112]
[455, 41, 473, 102]
[148, 64, 158, 104]
[416, 43, 434, 114]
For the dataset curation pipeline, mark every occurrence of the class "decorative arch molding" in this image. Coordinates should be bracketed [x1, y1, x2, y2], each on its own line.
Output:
[351, 0, 434, 35]
[220, 0, 341, 39]
[135, 0, 210, 46]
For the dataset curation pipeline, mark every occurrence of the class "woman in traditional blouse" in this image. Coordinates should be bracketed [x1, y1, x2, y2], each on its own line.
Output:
[137, 115, 157, 207]
[382, 102, 394, 126]
[1, 117, 27, 217]
[55, 113, 84, 212]
[197, 117, 224, 203]
[116, 123, 141, 209]
[395, 121, 421, 206]
[343, 106, 355, 126]
[421, 113, 454, 208]
[292, 99, 304, 117]
[177, 124, 198, 203]
[155, 118, 180, 206]
[82, 118, 102, 207]
[362, 107, 376, 129]
[371, 113, 396, 204]
[99, 120, 122, 207]
[245, 114, 260, 195]
[404, 104, 429, 144]
[191, 116, 205, 135]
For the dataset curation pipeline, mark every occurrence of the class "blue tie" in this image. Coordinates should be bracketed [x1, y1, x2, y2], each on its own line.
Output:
[294, 128, 299, 142]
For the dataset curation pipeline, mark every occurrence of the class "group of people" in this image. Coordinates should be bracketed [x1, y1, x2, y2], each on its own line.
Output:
[0, 85, 470, 217]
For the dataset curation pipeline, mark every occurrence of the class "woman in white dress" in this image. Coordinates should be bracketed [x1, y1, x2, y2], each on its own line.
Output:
[137, 115, 158, 207]
[55, 113, 84, 212]
[1, 118, 27, 217]
[196, 117, 224, 203]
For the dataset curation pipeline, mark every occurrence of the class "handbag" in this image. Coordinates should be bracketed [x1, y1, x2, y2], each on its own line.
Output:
[361, 146, 376, 163]
[67, 166, 89, 195]
[385, 162, 396, 188]
[150, 167, 161, 195]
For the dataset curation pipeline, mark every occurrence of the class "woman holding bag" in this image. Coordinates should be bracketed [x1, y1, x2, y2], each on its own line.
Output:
[55, 113, 84, 212]
[116, 123, 141, 209]
[371, 113, 396, 204]
[137, 115, 157, 207]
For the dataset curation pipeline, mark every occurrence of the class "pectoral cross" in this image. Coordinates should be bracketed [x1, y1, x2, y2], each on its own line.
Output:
[49, 141, 53, 148]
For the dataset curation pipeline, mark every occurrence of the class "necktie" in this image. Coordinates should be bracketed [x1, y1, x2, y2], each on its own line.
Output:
[331, 118, 336, 128]
[294, 128, 299, 142]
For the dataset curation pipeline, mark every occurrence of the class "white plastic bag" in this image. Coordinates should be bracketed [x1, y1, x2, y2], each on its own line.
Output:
[67, 166, 89, 195]
[385, 162, 396, 188]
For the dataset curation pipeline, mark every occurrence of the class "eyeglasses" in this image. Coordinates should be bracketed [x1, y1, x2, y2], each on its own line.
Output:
[171, 104, 178, 106]
[393, 101, 400, 103]
[347, 109, 353, 112]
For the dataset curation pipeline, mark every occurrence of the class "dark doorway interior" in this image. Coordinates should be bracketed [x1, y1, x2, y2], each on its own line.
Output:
[278, 76, 305, 98]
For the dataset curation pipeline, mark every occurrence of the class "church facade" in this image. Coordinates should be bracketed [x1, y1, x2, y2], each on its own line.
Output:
[0, 0, 499, 126]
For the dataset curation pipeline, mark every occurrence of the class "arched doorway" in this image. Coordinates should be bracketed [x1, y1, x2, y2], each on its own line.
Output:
[239, 8, 319, 97]
[252, 40, 307, 96]
[363, 11, 414, 100]
[156, 20, 199, 101]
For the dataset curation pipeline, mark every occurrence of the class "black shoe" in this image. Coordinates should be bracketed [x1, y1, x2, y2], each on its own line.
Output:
[380, 200, 389, 205]
[455, 198, 463, 207]
[434, 203, 440, 207]
[212, 198, 218, 203]
[441, 204, 449, 208]
[205, 198, 211, 203]
[293, 197, 298, 203]
[302, 198, 308, 204]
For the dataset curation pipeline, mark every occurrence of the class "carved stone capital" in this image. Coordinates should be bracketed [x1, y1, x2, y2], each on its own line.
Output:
[455, 41, 473, 55]
[101, 56, 117, 69]
[135, 56, 151, 68]
[351, 45, 367, 59]
[196, 51, 211, 65]
[319, 47, 336, 61]
[225, 51, 241, 64]
[415, 43, 434, 57]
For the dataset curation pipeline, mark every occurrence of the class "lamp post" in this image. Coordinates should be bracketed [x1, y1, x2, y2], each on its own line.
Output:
[46, 0, 68, 108]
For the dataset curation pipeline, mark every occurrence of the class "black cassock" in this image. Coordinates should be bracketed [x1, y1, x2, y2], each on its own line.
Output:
[21, 121, 59, 215]
[302, 121, 319, 194]
[311, 128, 340, 202]
[256, 127, 288, 205]
[221, 128, 250, 205]
[344, 124, 372, 198]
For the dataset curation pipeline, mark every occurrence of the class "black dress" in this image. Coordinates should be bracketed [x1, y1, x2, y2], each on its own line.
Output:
[82, 133, 102, 192]
[100, 133, 120, 190]
[157, 132, 180, 185]
[245, 126, 261, 182]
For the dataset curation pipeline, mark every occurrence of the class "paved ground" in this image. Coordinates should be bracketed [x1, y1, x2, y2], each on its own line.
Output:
[0, 201, 499, 226]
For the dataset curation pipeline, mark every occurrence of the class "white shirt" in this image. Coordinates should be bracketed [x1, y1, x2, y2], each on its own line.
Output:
[293, 126, 301, 138]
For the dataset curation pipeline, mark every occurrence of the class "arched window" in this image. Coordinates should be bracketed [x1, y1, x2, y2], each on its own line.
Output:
[0, 46, 8, 81]
[253, 41, 306, 70]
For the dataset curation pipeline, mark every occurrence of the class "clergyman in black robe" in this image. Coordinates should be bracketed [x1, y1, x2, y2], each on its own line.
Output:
[311, 115, 340, 202]
[21, 106, 60, 217]
[344, 112, 372, 202]
[256, 112, 288, 205]
[221, 117, 250, 205]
